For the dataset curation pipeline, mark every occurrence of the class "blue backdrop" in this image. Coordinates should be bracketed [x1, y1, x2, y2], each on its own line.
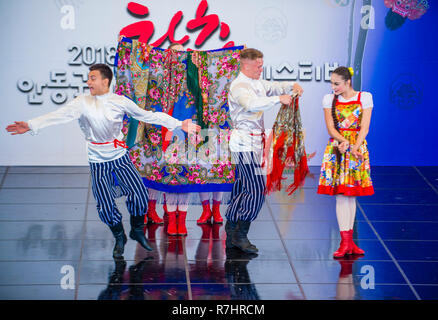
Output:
[364, 1, 437, 165]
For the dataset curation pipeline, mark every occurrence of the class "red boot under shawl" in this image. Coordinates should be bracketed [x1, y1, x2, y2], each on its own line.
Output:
[177, 210, 188, 236]
[212, 200, 223, 224]
[147, 200, 164, 224]
[197, 200, 212, 225]
[167, 211, 178, 236]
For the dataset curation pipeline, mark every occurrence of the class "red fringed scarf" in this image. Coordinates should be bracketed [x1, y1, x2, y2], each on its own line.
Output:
[265, 95, 308, 195]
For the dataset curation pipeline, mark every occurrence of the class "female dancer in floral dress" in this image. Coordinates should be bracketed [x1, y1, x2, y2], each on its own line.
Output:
[318, 66, 374, 258]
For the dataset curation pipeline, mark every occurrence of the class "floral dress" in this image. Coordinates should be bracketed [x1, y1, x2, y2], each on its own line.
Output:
[317, 92, 374, 196]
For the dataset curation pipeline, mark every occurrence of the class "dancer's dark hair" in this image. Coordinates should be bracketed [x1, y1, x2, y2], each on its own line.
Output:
[331, 66, 353, 163]
[89, 64, 113, 87]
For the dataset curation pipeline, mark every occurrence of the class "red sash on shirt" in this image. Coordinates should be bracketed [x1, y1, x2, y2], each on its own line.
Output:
[90, 139, 129, 149]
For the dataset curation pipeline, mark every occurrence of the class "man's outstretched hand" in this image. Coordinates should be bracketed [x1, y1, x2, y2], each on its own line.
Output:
[6, 121, 30, 135]
[181, 119, 201, 134]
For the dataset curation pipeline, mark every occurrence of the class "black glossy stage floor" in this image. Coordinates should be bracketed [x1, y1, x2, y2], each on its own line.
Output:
[0, 165, 437, 300]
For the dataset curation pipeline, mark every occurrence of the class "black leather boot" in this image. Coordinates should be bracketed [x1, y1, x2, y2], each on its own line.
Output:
[231, 220, 258, 253]
[109, 222, 128, 258]
[129, 214, 153, 251]
[226, 220, 258, 251]
[226, 246, 259, 260]
[225, 220, 238, 249]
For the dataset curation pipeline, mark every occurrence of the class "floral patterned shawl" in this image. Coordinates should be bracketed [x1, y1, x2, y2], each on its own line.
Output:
[114, 38, 243, 193]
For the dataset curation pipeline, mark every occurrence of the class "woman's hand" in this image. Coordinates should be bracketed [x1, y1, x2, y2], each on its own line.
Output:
[351, 144, 364, 161]
[338, 141, 349, 154]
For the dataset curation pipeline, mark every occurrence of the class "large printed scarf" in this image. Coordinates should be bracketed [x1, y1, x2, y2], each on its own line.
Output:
[265, 95, 308, 195]
[114, 38, 242, 193]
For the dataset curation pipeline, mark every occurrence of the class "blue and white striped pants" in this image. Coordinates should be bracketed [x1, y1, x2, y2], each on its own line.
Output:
[89, 153, 149, 226]
[225, 152, 266, 222]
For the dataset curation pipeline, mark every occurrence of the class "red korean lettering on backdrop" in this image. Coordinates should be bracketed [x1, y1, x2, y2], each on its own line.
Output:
[119, 0, 235, 48]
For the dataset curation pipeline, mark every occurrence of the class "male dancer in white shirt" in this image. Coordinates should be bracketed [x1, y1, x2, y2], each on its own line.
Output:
[225, 48, 304, 254]
[6, 64, 200, 258]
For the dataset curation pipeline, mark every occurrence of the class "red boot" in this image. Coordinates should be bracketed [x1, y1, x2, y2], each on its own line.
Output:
[333, 231, 353, 258]
[212, 200, 223, 224]
[349, 229, 365, 255]
[177, 210, 187, 236]
[147, 200, 164, 224]
[163, 203, 168, 217]
[143, 213, 148, 224]
[167, 211, 178, 236]
[197, 200, 212, 225]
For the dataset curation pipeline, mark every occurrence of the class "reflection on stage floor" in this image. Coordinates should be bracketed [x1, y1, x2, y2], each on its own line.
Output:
[0, 165, 437, 300]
